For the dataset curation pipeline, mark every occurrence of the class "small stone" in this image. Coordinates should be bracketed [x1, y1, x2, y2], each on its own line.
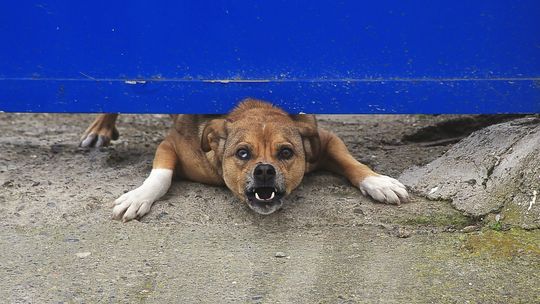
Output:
[461, 225, 478, 233]
[157, 211, 169, 220]
[50, 144, 63, 154]
[76, 252, 91, 258]
[464, 179, 477, 185]
[32, 181, 40, 187]
[3, 180, 14, 187]
[396, 227, 411, 238]
[274, 252, 287, 258]
[353, 208, 364, 215]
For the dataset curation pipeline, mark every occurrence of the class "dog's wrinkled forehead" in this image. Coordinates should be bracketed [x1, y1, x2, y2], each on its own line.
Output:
[226, 121, 299, 146]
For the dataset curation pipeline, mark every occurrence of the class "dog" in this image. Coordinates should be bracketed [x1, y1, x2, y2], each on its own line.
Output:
[80, 99, 408, 221]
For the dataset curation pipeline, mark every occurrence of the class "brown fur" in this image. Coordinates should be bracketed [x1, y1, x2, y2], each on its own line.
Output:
[86, 98, 407, 220]
[150, 98, 377, 202]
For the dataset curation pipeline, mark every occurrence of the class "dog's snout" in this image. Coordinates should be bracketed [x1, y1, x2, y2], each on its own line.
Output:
[254, 164, 276, 183]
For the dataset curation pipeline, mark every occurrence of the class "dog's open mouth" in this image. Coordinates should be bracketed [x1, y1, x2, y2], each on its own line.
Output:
[245, 187, 284, 215]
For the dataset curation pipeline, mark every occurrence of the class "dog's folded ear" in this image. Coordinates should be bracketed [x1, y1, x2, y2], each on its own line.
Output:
[201, 118, 228, 153]
[290, 114, 321, 163]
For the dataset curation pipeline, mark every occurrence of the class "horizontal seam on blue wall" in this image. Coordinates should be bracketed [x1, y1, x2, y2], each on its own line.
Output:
[0, 78, 539, 83]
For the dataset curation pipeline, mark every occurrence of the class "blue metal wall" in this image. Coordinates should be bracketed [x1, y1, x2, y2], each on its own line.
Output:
[1, 1, 539, 113]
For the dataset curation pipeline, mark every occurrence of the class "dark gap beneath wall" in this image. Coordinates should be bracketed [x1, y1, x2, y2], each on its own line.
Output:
[402, 115, 526, 146]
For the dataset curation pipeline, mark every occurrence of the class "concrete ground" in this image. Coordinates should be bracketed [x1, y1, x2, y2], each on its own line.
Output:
[0, 113, 538, 303]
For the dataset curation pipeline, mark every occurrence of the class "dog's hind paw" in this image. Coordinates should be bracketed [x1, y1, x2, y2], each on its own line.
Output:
[359, 175, 409, 205]
[80, 127, 119, 148]
[80, 114, 119, 148]
[112, 188, 154, 222]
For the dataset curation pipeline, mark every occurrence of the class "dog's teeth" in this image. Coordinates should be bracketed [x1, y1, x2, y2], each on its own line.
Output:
[254, 191, 275, 201]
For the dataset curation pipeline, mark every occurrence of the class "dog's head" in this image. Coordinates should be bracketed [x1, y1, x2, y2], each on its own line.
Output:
[201, 102, 320, 214]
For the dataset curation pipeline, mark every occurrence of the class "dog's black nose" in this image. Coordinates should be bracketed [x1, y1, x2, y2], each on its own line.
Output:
[254, 164, 276, 183]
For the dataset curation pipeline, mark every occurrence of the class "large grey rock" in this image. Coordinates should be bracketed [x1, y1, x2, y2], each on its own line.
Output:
[401, 117, 540, 229]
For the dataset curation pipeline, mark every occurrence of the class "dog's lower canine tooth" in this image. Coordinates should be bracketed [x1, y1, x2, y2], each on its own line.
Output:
[255, 192, 261, 200]
[270, 192, 275, 199]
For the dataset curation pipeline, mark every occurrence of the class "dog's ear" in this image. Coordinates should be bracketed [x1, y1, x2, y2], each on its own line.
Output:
[201, 119, 228, 153]
[290, 114, 321, 163]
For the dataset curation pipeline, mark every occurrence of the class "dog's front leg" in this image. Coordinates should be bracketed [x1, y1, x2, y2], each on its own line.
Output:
[112, 140, 177, 221]
[317, 129, 408, 205]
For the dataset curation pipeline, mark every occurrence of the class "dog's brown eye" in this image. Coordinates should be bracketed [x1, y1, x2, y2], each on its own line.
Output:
[236, 148, 250, 160]
[278, 147, 294, 160]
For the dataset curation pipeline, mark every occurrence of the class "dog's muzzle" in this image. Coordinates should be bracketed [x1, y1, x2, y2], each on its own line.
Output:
[245, 163, 285, 215]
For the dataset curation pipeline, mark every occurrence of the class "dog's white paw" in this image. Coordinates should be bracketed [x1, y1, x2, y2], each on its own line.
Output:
[359, 175, 409, 205]
[112, 169, 173, 222]
[112, 188, 155, 222]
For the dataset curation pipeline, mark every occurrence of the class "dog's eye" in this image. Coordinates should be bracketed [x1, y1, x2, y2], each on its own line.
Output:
[278, 147, 294, 160]
[236, 148, 250, 160]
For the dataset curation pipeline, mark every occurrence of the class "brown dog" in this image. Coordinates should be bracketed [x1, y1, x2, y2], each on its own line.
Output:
[82, 99, 408, 221]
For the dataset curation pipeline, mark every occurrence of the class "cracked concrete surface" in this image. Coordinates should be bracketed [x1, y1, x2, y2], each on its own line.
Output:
[401, 117, 540, 229]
